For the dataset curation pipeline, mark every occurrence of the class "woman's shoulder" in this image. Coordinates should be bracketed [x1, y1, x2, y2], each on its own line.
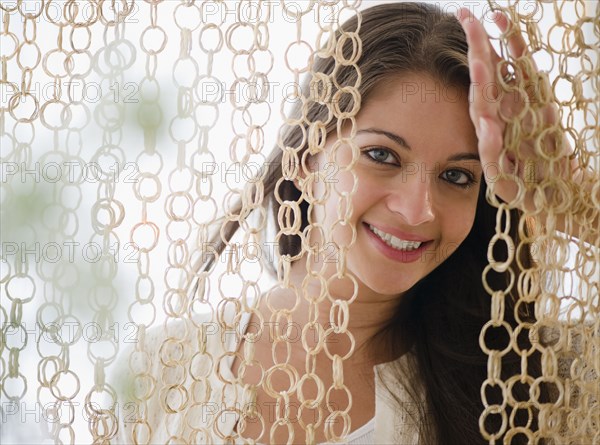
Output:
[113, 306, 253, 443]
[373, 349, 434, 444]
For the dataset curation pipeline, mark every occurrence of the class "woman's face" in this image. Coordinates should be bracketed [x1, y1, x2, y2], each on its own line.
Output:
[301, 72, 482, 300]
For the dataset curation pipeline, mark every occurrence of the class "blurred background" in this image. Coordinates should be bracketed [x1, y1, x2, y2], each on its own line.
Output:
[1, 1, 596, 443]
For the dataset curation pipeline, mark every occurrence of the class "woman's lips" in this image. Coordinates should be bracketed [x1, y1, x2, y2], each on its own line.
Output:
[363, 222, 432, 263]
[363, 221, 431, 242]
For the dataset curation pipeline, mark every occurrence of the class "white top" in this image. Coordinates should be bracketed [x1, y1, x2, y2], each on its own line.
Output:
[256, 417, 375, 445]
[343, 417, 375, 444]
[114, 303, 572, 444]
[114, 305, 433, 444]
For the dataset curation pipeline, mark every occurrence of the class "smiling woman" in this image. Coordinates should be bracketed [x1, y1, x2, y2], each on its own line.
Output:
[226, 8, 550, 437]
[111, 2, 598, 444]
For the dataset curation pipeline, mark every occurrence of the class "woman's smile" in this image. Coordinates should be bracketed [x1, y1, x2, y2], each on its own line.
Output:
[362, 221, 434, 262]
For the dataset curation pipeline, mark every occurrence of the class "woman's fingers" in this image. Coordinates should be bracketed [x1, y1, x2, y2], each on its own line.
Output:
[491, 11, 534, 70]
[456, 9, 499, 135]
[492, 12, 540, 86]
[457, 8, 517, 197]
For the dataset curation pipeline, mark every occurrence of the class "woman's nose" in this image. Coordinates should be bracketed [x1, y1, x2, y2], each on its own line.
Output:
[386, 178, 435, 225]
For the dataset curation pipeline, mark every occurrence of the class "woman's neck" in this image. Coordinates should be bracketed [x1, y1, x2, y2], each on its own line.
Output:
[260, 254, 409, 365]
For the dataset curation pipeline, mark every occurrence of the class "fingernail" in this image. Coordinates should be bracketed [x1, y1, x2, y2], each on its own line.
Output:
[456, 8, 472, 24]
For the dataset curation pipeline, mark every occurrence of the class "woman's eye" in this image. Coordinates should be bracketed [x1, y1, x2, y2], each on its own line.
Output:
[363, 148, 399, 166]
[442, 169, 475, 188]
[361, 150, 475, 188]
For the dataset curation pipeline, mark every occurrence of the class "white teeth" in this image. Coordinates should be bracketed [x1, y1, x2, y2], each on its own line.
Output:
[368, 224, 423, 251]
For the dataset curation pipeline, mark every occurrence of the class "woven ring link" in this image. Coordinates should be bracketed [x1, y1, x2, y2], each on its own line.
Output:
[502, 71, 515, 84]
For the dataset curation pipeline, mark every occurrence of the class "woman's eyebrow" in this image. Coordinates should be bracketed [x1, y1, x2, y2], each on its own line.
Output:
[357, 128, 411, 150]
[356, 127, 480, 162]
[447, 153, 480, 162]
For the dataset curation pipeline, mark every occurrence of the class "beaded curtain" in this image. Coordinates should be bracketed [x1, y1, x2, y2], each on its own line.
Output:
[0, 1, 598, 444]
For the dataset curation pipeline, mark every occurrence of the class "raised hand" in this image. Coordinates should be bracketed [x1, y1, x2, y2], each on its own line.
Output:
[455, 7, 580, 217]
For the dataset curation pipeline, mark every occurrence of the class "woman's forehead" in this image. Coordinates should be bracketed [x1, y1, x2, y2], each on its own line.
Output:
[331, 79, 476, 152]
[364, 72, 470, 107]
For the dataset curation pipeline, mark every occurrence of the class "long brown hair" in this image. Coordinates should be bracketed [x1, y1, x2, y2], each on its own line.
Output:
[193, 3, 549, 443]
